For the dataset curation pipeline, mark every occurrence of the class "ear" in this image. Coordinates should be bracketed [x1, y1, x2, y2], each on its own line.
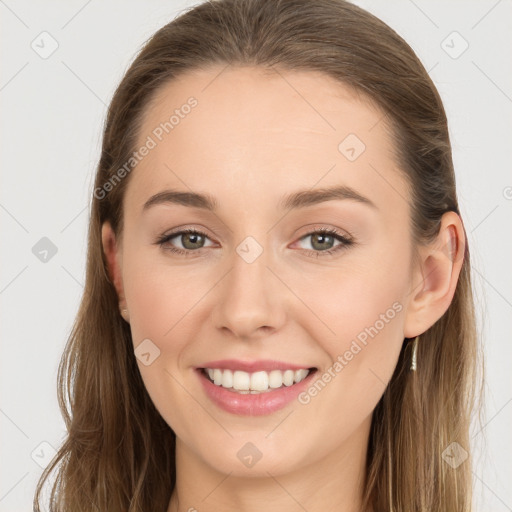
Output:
[101, 221, 125, 305]
[403, 211, 466, 338]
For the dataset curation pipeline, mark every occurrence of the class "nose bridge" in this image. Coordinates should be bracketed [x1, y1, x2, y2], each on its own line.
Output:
[233, 235, 270, 289]
[212, 233, 286, 337]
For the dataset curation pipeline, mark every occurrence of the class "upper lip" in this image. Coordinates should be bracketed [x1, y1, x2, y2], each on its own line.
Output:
[197, 359, 316, 372]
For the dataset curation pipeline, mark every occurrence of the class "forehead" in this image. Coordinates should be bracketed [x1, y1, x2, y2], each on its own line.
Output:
[127, 65, 409, 216]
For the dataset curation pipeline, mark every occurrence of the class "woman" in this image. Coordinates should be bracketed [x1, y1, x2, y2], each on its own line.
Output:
[34, 0, 480, 510]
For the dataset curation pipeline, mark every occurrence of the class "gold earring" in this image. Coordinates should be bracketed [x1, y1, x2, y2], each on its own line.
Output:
[410, 336, 419, 371]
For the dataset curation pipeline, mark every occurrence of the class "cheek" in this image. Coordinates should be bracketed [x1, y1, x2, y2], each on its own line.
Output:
[122, 245, 212, 345]
[121, 251, 213, 434]
[292, 246, 409, 403]
[290, 243, 409, 344]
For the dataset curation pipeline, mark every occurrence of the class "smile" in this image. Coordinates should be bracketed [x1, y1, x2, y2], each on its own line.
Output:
[196, 361, 318, 416]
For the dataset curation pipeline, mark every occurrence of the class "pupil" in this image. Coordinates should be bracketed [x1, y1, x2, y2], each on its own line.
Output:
[312, 233, 333, 251]
[183, 233, 204, 249]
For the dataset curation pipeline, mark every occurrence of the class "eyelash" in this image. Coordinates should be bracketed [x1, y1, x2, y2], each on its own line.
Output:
[155, 227, 354, 258]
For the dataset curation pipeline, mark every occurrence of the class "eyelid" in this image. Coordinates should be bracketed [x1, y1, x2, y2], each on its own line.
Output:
[294, 223, 352, 239]
[158, 225, 216, 240]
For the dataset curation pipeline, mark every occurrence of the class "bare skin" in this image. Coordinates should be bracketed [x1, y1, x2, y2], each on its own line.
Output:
[101, 66, 465, 512]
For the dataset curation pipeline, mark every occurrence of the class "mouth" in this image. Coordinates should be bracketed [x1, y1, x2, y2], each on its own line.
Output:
[199, 367, 317, 394]
[195, 363, 318, 416]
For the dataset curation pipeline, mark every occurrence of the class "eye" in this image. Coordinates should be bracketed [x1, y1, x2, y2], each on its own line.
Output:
[294, 227, 354, 257]
[155, 226, 354, 258]
[156, 228, 215, 256]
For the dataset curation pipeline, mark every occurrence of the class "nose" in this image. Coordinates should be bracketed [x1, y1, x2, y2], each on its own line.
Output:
[211, 244, 287, 340]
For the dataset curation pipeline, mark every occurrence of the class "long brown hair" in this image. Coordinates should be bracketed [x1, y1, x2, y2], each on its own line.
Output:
[34, 0, 481, 510]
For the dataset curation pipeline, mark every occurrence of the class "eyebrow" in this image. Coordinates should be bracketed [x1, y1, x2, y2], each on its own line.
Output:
[142, 185, 377, 212]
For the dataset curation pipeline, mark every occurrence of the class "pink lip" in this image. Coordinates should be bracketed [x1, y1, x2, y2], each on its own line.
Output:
[196, 367, 317, 416]
[198, 359, 314, 372]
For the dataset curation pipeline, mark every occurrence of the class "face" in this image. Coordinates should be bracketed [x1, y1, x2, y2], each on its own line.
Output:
[105, 66, 421, 477]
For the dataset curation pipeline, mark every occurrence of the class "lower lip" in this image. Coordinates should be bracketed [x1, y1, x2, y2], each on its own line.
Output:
[196, 368, 317, 416]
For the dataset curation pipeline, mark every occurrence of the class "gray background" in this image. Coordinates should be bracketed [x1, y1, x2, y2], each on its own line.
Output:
[1, 0, 511, 510]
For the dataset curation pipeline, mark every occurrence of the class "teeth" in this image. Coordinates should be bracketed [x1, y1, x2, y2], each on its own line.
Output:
[283, 369, 294, 386]
[268, 370, 283, 389]
[213, 369, 223, 386]
[204, 367, 311, 392]
[250, 371, 268, 391]
[222, 369, 233, 388]
[233, 370, 250, 390]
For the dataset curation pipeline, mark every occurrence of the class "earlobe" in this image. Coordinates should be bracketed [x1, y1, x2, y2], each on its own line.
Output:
[403, 212, 466, 338]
